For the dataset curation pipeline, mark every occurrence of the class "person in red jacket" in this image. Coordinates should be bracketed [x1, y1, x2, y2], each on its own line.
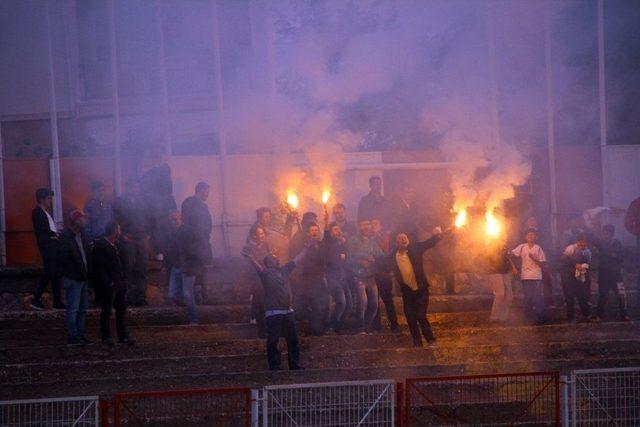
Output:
[624, 196, 640, 291]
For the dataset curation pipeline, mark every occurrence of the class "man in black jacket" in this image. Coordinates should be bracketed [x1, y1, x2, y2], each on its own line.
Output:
[181, 182, 212, 304]
[59, 210, 92, 346]
[113, 179, 150, 306]
[379, 228, 452, 347]
[31, 188, 65, 310]
[92, 220, 134, 347]
[243, 246, 308, 370]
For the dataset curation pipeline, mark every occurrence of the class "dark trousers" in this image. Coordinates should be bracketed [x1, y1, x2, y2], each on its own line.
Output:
[561, 275, 591, 320]
[401, 286, 435, 345]
[542, 266, 554, 307]
[265, 313, 300, 370]
[35, 243, 63, 304]
[121, 237, 148, 305]
[596, 274, 627, 318]
[374, 274, 399, 331]
[300, 277, 330, 336]
[100, 286, 128, 340]
[327, 276, 349, 331]
[251, 284, 266, 337]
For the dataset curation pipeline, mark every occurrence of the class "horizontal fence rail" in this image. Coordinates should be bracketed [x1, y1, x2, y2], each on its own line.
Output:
[262, 379, 396, 426]
[0, 395, 99, 427]
[405, 371, 560, 426]
[112, 387, 251, 427]
[571, 367, 640, 427]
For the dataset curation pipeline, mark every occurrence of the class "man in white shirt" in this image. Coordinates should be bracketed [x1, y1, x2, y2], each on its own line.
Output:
[31, 188, 65, 310]
[510, 228, 547, 324]
[379, 228, 452, 346]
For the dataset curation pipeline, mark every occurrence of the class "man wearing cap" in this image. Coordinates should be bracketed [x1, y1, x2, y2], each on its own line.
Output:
[59, 210, 93, 346]
[31, 188, 65, 310]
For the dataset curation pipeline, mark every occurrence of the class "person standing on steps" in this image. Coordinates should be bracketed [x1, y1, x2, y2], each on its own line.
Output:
[92, 220, 135, 347]
[31, 188, 65, 310]
[593, 224, 630, 322]
[242, 224, 272, 337]
[378, 227, 453, 347]
[243, 246, 309, 371]
[181, 182, 213, 304]
[59, 210, 92, 347]
[510, 229, 548, 324]
[560, 234, 593, 322]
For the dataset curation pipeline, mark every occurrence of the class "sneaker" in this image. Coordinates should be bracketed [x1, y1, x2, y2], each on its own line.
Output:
[390, 326, 402, 334]
[269, 366, 282, 371]
[290, 365, 305, 371]
[30, 300, 45, 311]
[67, 336, 86, 347]
[52, 302, 66, 310]
[592, 316, 603, 323]
[119, 337, 136, 346]
[621, 315, 631, 322]
[427, 338, 438, 347]
[412, 341, 423, 348]
[102, 338, 115, 347]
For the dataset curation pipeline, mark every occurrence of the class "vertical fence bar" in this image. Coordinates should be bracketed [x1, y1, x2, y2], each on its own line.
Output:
[395, 382, 403, 427]
[560, 375, 569, 427]
[100, 399, 110, 427]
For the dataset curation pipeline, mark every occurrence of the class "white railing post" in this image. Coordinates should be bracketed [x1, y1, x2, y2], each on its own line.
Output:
[560, 375, 570, 427]
[251, 389, 260, 427]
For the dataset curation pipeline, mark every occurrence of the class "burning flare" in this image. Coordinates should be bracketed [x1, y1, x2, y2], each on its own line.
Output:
[322, 190, 331, 205]
[454, 209, 468, 229]
[485, 209, 501, 238]
[286, 192, 299, 210]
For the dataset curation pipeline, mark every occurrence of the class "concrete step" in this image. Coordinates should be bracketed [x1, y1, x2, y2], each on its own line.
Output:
[4, 336, 639, 386]
[0, 310, 495, 345]
[3, 319, 640, 363]
[2, 354, 639, 401]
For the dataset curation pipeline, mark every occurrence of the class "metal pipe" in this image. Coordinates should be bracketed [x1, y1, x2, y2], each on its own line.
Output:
[486, 2, 502, 146]
[108, 0, 123, 196]
[597, 0, 608, 207]
[545, 1, 559, 248]
[154, 0, 172, 157]
[45, 0, 64, 227]
[210, 0, 231, 256]
[560, 375, 570, 427]
[0, 121, 6, 266]
[293, 161, 453, 170]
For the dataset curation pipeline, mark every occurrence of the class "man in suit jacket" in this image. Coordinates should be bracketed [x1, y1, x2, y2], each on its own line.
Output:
[59, 210, 92, 346]
[92, 220, 134, 347]
[31, 188, 64, 310]
[378, 228, 452, 347]
[181, 182, 213, 304]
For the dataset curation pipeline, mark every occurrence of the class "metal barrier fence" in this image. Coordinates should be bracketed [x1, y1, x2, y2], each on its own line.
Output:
[0, 395, 99, 426]
[261, 379, 397, 426]
[112, 387, 251, 426]
[571, 367, 640, 426]
[405, 372, 560, 426]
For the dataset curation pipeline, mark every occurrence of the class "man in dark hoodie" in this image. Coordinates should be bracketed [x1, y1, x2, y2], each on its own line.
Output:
[59, 210, 92, 346]
[594, 224, 630, 321]
[92, 220, 134, 346]
[243, 246, 309, 370]
[378, 228, 452, 346]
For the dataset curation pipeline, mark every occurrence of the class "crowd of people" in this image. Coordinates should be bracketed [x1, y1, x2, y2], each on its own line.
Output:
[28, 171, 637, 371]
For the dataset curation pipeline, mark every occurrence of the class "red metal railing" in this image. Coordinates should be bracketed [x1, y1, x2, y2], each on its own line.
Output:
[405, 371, 560, 426]
[111, 387, 251, 427]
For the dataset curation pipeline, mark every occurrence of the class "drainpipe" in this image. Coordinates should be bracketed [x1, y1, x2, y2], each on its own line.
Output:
[545, 1, 559, 248]
[0, 121, 6, 266]
[108, 0, 122, 196]
[45, 1, 64, 229]
[210, 0, 231, 256]
[597, 0, 608, 207]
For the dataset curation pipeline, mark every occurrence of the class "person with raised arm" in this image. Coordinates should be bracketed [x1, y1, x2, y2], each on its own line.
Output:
[243, 245, 309, 371]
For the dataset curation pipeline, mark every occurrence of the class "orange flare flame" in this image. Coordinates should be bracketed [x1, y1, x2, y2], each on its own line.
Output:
[454, 209, 468, 228]
[286, 192, 299, 210]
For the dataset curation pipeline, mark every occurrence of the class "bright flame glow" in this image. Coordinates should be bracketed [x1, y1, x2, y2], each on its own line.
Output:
[454, 209, 468, 228]
[322, 190, 331, 205]
[485, 209, 501, 238]
[286, 192, 299, 209]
